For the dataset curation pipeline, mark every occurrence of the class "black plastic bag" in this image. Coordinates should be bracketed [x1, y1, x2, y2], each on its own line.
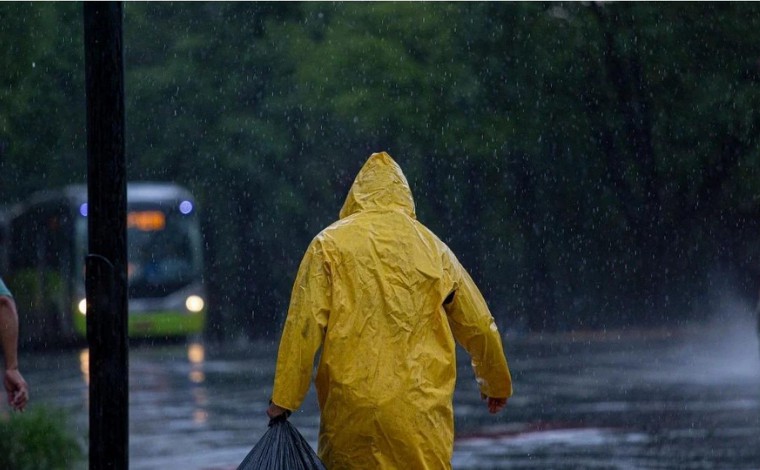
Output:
[237, 415, 327, 470]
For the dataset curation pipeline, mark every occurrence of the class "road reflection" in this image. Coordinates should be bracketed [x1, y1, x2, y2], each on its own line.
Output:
[19, 316, 760, 470]
[79, 348, 89, 385]
[188, 341, 208, 425]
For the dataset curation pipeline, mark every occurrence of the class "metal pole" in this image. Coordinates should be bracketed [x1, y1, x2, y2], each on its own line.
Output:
[83, 3, 128, 469]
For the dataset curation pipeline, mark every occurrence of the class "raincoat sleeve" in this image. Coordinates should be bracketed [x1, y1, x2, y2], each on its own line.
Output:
[445, 261, 512, 399]
[271, 239, 331, 411]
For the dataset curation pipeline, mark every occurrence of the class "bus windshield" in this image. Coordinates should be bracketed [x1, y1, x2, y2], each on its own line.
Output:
[127, 208, 201, 298]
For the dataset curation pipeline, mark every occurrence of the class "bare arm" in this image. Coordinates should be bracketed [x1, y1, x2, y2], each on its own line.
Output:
[0, 296, 19, 369]
[0, 295, 28, 411]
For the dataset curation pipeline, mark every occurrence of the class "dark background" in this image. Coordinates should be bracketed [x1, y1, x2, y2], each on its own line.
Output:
[2, 2, 759, 340]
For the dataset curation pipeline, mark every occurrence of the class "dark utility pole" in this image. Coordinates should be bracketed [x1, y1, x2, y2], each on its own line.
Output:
[83, 3, 128, 469]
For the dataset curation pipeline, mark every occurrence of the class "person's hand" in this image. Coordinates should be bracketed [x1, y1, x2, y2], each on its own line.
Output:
[4, 368, 28, 412]
[481, 393, 507, 414]
[266, 402, 290, 420]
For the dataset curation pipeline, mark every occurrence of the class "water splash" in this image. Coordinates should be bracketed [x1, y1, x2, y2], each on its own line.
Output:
[669, 295, 760, 383]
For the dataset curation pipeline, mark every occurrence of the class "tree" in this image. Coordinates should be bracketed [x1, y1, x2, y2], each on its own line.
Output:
[2, 2, 760, 336]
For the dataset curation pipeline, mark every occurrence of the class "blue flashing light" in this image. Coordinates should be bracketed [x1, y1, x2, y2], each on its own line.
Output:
[80, 203, 88, 217]
[179, 200, 193, 215]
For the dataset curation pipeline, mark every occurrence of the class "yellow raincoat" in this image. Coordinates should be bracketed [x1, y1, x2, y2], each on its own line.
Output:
[272, 152, 512, 469]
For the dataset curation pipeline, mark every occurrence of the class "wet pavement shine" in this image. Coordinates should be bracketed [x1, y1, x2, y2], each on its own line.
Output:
[16, 312, 760, 469]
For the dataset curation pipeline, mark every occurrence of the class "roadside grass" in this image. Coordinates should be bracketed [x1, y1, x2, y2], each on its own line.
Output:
[0, 405, 84, 470]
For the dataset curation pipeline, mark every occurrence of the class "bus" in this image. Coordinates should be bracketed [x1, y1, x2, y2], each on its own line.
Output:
[6, 182, 206, 346]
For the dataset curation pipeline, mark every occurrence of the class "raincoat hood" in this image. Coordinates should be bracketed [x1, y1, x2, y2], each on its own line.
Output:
[339, 151, 416, 219]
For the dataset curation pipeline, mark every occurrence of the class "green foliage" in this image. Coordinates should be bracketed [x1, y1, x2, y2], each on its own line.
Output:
[0, 3, 85, 203]
[2, 2, 760, 334]
[0, 406, 84, 470]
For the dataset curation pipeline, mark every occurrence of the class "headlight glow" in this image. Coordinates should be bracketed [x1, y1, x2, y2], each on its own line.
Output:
[78, 298, 87, 315]
[185, 295, 205, 313]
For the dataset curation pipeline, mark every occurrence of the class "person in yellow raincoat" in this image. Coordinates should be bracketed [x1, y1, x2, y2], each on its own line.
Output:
[268, 151, 512, 469]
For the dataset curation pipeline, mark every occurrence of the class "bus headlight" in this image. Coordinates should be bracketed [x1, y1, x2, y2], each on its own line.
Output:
[78, 298, 87, 315]
[185, 295, 205, 313]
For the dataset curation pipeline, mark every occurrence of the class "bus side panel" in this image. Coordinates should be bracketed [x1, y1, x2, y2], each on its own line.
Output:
[9, 203, 78, 347]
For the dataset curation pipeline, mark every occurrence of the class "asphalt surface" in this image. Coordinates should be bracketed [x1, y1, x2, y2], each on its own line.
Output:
[16, 310, 760, 469]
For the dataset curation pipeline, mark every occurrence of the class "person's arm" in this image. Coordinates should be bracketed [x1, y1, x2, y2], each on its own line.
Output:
[269, 239, 331, 418]
[0, 295, 28, 411]
[0, 296, 20, 370]
[444, 261, 512, 412]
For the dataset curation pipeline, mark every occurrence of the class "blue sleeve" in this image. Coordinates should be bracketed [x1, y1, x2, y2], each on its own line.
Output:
[0, 277, 13, 297]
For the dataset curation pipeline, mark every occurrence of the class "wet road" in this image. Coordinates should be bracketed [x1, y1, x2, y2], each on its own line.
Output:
[18, 311, 760, 469]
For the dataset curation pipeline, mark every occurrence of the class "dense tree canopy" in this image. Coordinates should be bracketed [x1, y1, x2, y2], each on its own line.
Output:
[1, 2, 759, 338]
